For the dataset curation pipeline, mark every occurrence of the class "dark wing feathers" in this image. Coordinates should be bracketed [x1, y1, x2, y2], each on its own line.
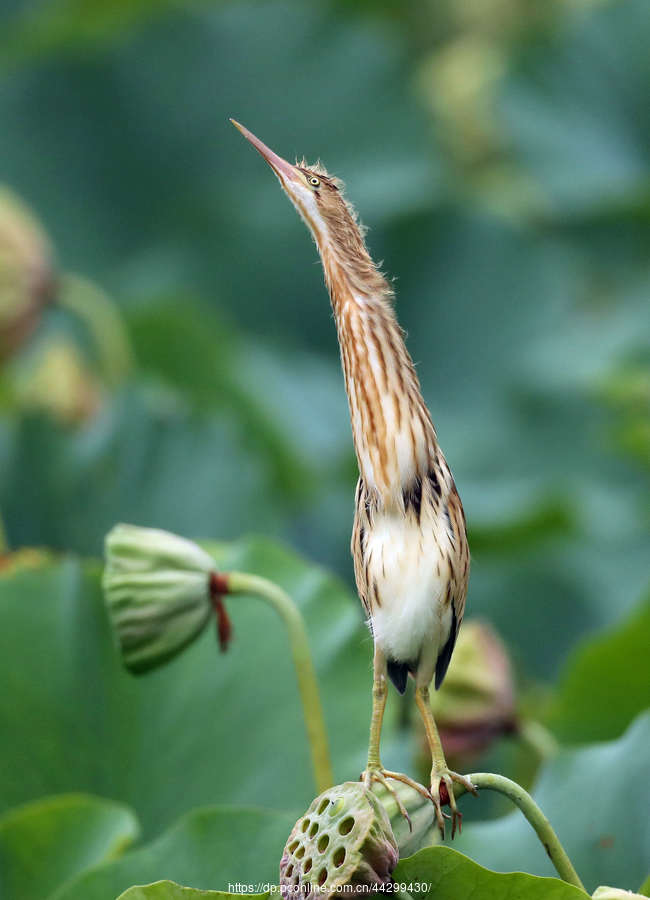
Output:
[434, 599, 459, 690]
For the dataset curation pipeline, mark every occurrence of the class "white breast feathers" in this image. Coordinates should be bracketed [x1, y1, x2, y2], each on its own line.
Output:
[365, 508, 454, 664]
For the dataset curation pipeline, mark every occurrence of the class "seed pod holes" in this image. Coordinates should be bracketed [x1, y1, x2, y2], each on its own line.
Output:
[279, 782, 398, 897]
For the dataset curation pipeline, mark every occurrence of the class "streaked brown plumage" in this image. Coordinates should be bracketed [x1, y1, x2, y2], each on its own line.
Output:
[232, 120, 476, 836]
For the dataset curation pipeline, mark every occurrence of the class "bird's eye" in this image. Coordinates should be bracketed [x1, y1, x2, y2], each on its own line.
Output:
[309, 176, 320, 187]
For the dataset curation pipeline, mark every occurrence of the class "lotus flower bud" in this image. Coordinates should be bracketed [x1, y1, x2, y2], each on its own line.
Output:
[592, 889, 647, 899]
[13, 338, 101, 423]
[427, 620, 516, 769]
[103, 524, 222, 673]
[0, 548, 52, 575]
[0, 186, 56, 360]
[279, 782, 398, 897]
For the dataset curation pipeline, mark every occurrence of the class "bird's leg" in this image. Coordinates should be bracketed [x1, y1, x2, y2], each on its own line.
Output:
[414, 683, 478, 839]
[361, 647, 430, 828]
[365, 644, 387, 773]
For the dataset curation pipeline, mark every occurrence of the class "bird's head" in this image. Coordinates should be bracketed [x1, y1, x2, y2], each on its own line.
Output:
[230, 119, 369, 271]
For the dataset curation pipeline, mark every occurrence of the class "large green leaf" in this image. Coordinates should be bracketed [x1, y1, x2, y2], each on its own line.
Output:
[118, 886, 267, 900]
[456, 713, 650, 893]
[395, 846, 587, 899]
[0, 794, 139, 900]
[55, 807, 292, 900]
[0, 396, 286, 557]
[548, 597, 650, 742]
[0, 541, 377, 838]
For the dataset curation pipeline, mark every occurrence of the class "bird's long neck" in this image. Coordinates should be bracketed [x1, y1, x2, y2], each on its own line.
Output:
[321, 244, 437, 504]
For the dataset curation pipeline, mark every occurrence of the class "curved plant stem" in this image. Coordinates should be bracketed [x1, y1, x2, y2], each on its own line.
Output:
[58, 273, 133, 385]
[456, 772, 585, 891]
[519, 719, 560, 763]
[225, 570, 334, 794]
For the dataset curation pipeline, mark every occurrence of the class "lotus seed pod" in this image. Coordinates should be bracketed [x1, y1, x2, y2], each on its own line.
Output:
[13, 337, 101, 423]
[103, 524, 219, 673]
[0, 186, 56, 361]
[374, 781, 437, 859]
[279, 782, 398, 898]
[426, 620, 516, 769]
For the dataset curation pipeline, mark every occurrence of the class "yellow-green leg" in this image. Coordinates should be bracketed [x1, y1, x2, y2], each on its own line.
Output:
[362, 647, 431, 827]
[415, 684, 478, 838]
[365, 645, 387, 770]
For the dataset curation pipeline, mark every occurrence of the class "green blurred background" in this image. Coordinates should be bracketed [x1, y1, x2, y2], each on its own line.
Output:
[0, 0, 649, 892]
[2, 0, 648, 675]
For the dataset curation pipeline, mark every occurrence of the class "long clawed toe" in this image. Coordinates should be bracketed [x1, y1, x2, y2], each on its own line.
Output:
[361, 766, 477, 841]
[430, 770, 478, 840]
[430, 772, 458, 839]
[362, 767, 433, 832]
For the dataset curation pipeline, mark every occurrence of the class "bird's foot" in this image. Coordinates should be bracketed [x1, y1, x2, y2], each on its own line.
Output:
[361, 766, 431, 831]
[430, 769, 478, 840]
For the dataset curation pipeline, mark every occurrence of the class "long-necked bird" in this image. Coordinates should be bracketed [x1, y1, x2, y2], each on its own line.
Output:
[232, 120, 476, 837]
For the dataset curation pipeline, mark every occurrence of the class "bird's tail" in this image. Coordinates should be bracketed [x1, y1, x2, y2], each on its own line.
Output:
[386, 659, 410, 694]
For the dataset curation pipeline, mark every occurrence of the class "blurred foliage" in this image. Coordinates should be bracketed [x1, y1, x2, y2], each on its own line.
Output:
[55, 807, 294, 899]
[0, 542, 376, 836]
[457, 714, 650, 893]
[0, 543, 648, 895]
[549, 595, 650, 743]
[0, 0, 647, 672]
[0, 794, 139, 900]
[0, 0, 648, 895]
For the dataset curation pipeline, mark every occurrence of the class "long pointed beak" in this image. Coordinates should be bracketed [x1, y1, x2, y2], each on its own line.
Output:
[230, 119, 300, 184]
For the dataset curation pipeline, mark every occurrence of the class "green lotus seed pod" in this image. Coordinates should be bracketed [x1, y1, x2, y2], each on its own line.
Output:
[103, 524, 218, 673]
[279, 782, 398, 897]
[13, 337, 101, 423]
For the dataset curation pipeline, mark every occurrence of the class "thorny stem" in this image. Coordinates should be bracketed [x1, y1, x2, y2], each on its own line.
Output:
[222, 570, 334, 795]
[454, 772, 585, 891]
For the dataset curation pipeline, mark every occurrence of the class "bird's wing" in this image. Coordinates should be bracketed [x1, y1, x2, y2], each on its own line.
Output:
[351, 476, 371, 618]
[447, 484, 469, 626]
[435, 484, 470, 688]
[434, 591, 459, 689]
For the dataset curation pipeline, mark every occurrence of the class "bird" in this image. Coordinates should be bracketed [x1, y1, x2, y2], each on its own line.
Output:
[231, 119, 477, 837]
